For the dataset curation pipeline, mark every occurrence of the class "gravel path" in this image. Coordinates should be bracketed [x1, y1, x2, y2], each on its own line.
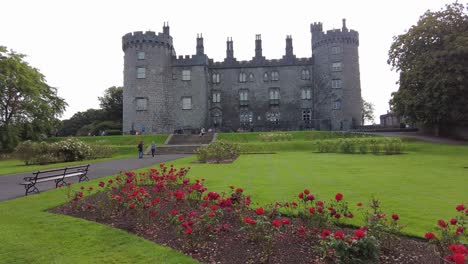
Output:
[0, 154, 190, 202]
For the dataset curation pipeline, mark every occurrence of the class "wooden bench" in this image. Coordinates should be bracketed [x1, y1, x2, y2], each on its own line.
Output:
[20, 164, 90, 196]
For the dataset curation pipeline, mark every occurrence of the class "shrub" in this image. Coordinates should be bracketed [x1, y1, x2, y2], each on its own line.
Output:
[339, 139, 356, 154]
[105, 129, 122, 136]
[196, 140, 240, 163]
[14, 138, 114, 165]
[369, 139, 380, 154]
[383, 138, 403, 155]
[258, 133, 293, 142]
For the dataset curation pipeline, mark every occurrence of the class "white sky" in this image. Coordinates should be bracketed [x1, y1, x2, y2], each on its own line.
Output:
[0, 0, 454, 122]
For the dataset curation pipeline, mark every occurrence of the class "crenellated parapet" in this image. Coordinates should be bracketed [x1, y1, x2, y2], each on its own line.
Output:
[172, 54, 209, 66]
[311, 19, 359, 50]
[209, 57, 313, 69]
[122, 31, 173, 51]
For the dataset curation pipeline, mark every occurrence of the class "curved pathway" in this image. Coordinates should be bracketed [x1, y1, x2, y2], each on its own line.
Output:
[0, 154, 190, 202]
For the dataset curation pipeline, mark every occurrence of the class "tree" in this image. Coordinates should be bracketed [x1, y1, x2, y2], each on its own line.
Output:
[0, 46, 66, 151]
[361, 99, 375, 125]
[99, 86, 122, 123]
[57, 109, 105, 136]
[388, 3, 468, 131]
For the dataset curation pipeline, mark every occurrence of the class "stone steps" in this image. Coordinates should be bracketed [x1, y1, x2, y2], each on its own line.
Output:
[167, 133, 215, 145]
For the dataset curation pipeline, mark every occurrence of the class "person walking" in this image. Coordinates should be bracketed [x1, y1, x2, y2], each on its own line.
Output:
[137, 141, 144, 159]
[151, 141, 157, 157]
[200, 127, 205, 137]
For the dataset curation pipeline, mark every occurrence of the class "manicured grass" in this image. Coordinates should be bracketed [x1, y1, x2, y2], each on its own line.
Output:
[169, 141, 468, 237]
[46, 134, 168, 146]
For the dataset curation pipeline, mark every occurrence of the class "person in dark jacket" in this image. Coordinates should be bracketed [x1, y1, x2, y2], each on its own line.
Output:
[138, 141, 144, 159]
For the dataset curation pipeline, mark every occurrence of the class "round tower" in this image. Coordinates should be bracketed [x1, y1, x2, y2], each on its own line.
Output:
[122, 23, 175, 134]
[311, 19, 361, 130]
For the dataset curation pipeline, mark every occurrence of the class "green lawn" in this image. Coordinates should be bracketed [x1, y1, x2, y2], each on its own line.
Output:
[0, 135, 467, 263]
[169, 141, 468, 236]
[0, 135, 168, 176]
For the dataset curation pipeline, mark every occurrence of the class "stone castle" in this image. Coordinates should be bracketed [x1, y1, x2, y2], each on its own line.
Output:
[122, 19, 362, 134]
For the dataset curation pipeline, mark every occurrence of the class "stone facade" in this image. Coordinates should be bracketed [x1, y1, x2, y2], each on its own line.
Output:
[122, 20, 362, 134]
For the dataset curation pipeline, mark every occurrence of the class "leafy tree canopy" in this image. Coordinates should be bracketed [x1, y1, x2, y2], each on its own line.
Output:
[388, 2, 468, 128]
[99, 86, 122, 123]
[361, 99, 375, 125]
[0, 46, 66, 151]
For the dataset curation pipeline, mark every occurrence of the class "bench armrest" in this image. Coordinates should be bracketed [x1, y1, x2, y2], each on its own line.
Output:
[23, 176, 35, 182]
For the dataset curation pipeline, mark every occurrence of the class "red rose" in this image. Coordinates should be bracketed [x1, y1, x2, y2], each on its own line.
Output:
[256, 207, 264, 215]
[292, 201, 298, 207]
[456, 204, 465, 212]
[309, 207, 316, 214]
[170, 209, 178, 215]
[297, 226, 306, 235]
[272, 220, 281, 228]
[321, 229, 331, 240]
[334, 213, 341, 219]
[438, 220, 447, 228]
[178, 215, 185, 221]
[236, 188, 243, 193]
[425, 232, 436, 240]
[452, 253, 465, 264]
[306, 195, 315, 201]
[450, 218, 457, 225]
[208, 212, 216, 218]
[210, 205, 218, 211]
[456, 227, 464, 235]
[244, 217, 256, 225]
[392, 214, 399, 221]
[357, 202, 363, 207]
[150, 210, 157, 216]
[98, 182, 105, 188]
[185, 228, 193, 235]
[334, 231, 344, 240]
[335, 193, 343, 201]
[298, 193, 304, 199]
[317, 201, 324, 207]
[354, 229, 365, 239]
[346, 213, 354, 219]
[129, 204, 136, 209]
[281, 218, 291, 225]
[304, 189, 310, 195]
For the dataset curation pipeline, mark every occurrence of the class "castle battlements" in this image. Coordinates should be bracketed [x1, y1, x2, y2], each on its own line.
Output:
[122, 30, 173, 51]
[208, 57, 313, 69]
[311, 19, 359, 49]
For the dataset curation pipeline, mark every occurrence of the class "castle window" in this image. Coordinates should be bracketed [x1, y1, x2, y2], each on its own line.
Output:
[271, 71, 279, 81]
[239, 72, 247, 83]
[137, 67, 146, 79]
[331, 62, 342, 72]
[301, 88, 312, 100]
[212, 73, 220, 84]
[240, 111, 253, 124]
[182, 70, 191, 81]
[135, 97, 148, 111]
[301, 69, 310, 80]
[239, 89, 249, 106]
[302, 109, 312, 123]
[137, 51, 145, 60]
[269, 88, 280, 105]
[331, 46, 342, 54]
[248, 73, 255, 82]
[331, 79, 342, 89]
[263, 72, 269, 82]
[266, 112, 280, 125]
[182, 97, 192, 110]
[333, 99, 342, 110]
[212, 92, 221, 103]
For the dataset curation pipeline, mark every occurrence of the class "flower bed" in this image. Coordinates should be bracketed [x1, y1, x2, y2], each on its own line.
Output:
[52, 165, 467, 264]
[196, 141, 240, 163]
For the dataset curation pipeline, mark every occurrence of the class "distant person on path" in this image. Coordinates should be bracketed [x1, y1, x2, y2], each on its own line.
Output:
[151, 141, 157, 157]
[137, 141, 144, 159]
[200, 127, 205, 137]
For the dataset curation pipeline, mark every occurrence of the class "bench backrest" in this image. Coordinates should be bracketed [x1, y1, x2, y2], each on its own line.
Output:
[30, 164, 90, 182]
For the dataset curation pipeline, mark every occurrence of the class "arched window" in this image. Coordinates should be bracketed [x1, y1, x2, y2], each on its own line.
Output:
[248, 73, 254, 82]
[263, 72, 269, 82]
[333, 100, 342, 110]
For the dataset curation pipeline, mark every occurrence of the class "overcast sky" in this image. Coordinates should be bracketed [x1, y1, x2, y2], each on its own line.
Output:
[1, 0, 454, 122]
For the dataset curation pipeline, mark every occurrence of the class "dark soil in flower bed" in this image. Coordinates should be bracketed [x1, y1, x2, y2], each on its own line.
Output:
[51, 191, 439, 264]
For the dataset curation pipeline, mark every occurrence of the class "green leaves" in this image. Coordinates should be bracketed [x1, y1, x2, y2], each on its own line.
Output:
[0, 46, 67, 151]
[388, 2, 468, 127]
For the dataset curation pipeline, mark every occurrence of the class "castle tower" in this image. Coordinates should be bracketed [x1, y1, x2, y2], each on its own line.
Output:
[196, 34, 204, 56]
[311, 19, 361, 130]
[122, 23, 176, 134]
